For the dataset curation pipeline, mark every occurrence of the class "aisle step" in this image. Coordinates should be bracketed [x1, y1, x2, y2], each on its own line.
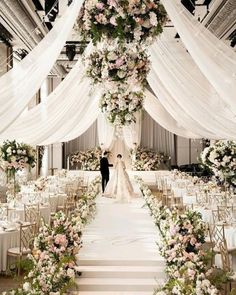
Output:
[77, 265, 165, 279]
[77, 259, 165, 267]
[75, 278, 162, 292]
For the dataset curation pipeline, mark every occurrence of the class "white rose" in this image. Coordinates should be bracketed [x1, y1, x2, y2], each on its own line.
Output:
[23, 282, 31, 291]
[67, 268, 75, 278]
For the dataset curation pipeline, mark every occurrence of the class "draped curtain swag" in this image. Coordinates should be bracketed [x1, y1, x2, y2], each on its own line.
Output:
[0, 0, 83, 133]
[161, 0, 236, 113]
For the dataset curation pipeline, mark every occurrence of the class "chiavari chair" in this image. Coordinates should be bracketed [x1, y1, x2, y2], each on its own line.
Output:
[7, 222, 36, 275]
[24, 204, 40, 231]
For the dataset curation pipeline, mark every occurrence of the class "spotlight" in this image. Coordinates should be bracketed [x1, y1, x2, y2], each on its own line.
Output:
[66, 44, 76, 61]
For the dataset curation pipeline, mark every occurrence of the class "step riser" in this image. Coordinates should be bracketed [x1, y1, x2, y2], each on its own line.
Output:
[79, 271, 165, 279]
[77, 285, 157, 292]
[78, 260, 165, 267]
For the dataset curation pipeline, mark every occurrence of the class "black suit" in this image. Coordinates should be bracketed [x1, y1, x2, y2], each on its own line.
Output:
[100, 157, 113, 193]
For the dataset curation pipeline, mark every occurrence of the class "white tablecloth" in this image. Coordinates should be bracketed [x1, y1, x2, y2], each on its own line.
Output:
[0, 226, 19, 272]
[8, 205, 51, 224]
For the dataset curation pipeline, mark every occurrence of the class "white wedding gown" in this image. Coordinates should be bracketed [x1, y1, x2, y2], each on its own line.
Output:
[104, 159, 134, 203]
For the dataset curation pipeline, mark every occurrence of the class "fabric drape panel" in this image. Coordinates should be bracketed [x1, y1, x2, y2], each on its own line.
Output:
[140, 110, 175, 160]
[149, 36, 236, 139]
[58, 95, 100, 143]
[0, 0, 83, 133]
[150, 35, 236, 134]
[64, 121, 99, 156]
[147, 71, 218, 139]
[144, 90, 200, 139]
[0, 46, 99, 145]
[161, 0, 236, 112]
[97, 113, 115, 150]
[122, 111, 142, 149]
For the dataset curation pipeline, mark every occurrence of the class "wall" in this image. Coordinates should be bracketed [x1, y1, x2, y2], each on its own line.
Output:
[176, 136, 202, 166]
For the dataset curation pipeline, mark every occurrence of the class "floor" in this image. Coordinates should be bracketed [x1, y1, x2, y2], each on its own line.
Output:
[75, 193, 166, 294]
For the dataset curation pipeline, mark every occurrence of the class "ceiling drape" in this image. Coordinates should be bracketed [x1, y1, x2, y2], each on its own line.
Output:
[144, 90, 200, 139]
[0, 0, 83, 133]
[161, 0, 236, 113]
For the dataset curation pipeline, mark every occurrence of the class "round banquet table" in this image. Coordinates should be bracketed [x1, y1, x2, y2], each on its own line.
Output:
[0, 226, 19, 272]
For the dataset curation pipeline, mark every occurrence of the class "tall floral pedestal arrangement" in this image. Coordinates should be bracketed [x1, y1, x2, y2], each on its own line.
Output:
[0, 140, 36, 202]
[201, 140, 236, 189]
[76, 0, 167, 128]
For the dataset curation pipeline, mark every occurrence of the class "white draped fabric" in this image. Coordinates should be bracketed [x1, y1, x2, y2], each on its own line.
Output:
[122, 111, 142, 149]
[149, 38, 236, 139]
[0, 0, 83, 134]
[0, 48, 99, 145]
[147, 70, 219, 139]
[144, 90, 200, 139]
[161, 0, 236, 112]
[97, 113, 115, 150]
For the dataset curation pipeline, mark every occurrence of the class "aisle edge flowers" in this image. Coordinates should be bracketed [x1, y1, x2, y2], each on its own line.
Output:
[3, 177, 101, 295]
[135, 177, 231, 295]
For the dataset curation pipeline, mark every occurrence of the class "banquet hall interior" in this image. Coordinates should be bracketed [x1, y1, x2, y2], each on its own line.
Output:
[0, 0, 235, 294]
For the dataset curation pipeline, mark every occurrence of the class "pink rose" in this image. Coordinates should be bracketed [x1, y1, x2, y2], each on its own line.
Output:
[96, 2, 104, 10]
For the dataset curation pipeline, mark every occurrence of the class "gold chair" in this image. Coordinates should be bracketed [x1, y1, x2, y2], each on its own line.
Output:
[24, 204, 40, 230]
[7, 223, 36, 275]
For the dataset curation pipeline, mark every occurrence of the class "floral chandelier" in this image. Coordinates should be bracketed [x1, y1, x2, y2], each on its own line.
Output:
[78, 0, 167, 126]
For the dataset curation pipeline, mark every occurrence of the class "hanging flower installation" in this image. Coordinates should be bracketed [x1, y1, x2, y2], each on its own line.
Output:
[100, 88, 144, 125]
[77, 0, 167, 44]
[77, 0, 167, 126]
[201, 140, 236, 187]
[86, 44, 150, 87]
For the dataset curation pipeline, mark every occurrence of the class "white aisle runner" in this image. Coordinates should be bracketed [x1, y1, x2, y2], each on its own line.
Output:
[75, 194, 166, 294]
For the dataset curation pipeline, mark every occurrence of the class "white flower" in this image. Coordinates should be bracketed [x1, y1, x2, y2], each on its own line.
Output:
[23, 282, 31, 291]
[149, 11, 158, 26]
[67, 268, 75, 278]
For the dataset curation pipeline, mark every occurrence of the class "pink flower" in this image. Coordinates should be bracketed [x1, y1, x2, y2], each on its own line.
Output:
[54, 234, 68, 247]
[96, 2, 104, 10]
[108, 0, 117, 7]
[115, 58, 124, 67]
[110, 16, 117, 26]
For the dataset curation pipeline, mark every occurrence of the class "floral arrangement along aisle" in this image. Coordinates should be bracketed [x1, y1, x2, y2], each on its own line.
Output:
[136, 177, 231, 295]
[76, 0, 167, 127]
[201, 140, 236, 187]
[70, 147, 102, 171]
[130, 147, 169, 170]
[3, 177, 101, 295]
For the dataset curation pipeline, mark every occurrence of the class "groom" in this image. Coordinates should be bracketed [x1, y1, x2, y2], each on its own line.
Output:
[100, 151, 113, 193]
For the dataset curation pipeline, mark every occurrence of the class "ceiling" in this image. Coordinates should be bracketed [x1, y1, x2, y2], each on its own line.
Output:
[0, 0, 235, 76]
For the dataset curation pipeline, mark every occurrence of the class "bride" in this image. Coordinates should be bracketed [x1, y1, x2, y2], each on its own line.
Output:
[104, 154, 134, 203]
